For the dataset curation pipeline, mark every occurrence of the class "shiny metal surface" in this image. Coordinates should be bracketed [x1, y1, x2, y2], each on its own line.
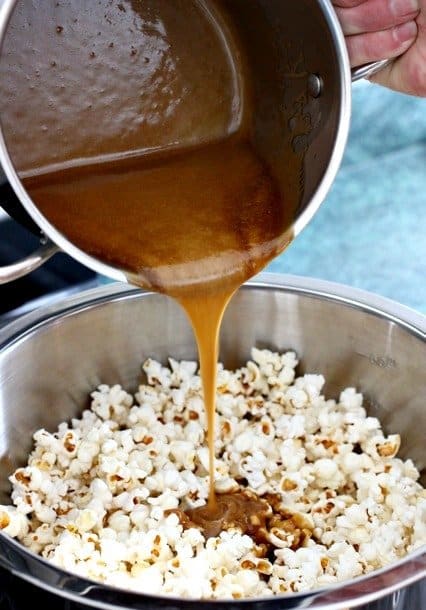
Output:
[0, 274, 424, 609]
[351, 59, 393, 83]
[0, 0, 351, 284]
[0, 240, 58, 284]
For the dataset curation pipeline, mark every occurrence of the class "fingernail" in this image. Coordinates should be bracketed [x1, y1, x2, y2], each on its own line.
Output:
[390, 0, 419, 16]
[394, 20, 418, 43]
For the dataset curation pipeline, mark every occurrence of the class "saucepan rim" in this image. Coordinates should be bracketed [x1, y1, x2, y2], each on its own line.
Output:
[0, 0, 351, 284]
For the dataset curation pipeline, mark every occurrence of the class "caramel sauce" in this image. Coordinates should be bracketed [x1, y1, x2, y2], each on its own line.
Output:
[167, 491, 271, 542]
[166, 491, 313, 554]
[1, 0, 299, 533]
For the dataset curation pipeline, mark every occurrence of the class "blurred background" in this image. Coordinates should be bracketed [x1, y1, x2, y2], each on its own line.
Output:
[0, 79, 425, 320]
[268, 80, 426, 312]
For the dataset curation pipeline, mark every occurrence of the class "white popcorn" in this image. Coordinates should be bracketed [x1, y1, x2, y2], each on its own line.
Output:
[279, 439, 306, 471]
[341, 451, 367, 474]
[0, 506, 29, 537]
[90, 478, 113, 505]
[312, 458, 344, 490]
[0, 349, 424, 600]
[410, 498, 426, 550]
[339, 388, 363, 411]
[285, 387, 308, 409]
[234, 430, 254, 453]
[275, 414, 305, 439]
[75, 509, 98, 533]
[239, 452, 268, 489]
[107, 511, 131, 533]
[169, 441, 196, 470]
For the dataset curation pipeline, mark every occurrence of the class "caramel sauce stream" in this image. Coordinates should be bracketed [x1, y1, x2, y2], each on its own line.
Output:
[178, 291, 235, 510]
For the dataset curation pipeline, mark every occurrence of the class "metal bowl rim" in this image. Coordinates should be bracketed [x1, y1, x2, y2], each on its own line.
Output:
[0, 273, 424, 354]
[0, 273, 425, 609]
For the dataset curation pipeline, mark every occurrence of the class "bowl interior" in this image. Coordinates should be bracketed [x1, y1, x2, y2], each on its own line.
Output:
[0, 282, 425, 503]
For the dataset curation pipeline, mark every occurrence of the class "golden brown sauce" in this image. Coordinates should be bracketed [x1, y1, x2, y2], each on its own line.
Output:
[2, 0, 299, 532]
[1, 0, 245, 173]
[22, 137, 290, 296]
[167, 491, 271, 542]
[179, 291, 235, 509]
[166, 492, 314, 554]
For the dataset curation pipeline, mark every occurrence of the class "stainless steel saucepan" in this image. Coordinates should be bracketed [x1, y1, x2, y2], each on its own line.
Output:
[0, 0, 389, 285]
[0, 274, 424, 609]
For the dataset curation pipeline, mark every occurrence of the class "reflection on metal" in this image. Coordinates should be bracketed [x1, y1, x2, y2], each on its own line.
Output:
[0, 241, 59, 284]
[351, 59, 392, 83]
[308, 74, 322, 98]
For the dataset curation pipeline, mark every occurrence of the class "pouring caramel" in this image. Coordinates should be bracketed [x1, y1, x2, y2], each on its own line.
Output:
[23, 132, 292, 521]
[1, 0, 299, 526]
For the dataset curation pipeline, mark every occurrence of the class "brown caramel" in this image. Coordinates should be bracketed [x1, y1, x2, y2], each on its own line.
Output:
[166, 491, 313, 554]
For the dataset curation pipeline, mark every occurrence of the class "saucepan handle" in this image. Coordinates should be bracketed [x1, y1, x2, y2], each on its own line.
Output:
[0, 180, 60, 283]
[351, 58, 392, 82]
[0, 240, 59, 284]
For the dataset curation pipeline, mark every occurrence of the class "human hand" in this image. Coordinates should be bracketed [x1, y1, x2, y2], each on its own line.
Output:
[333, 0, 426, 96]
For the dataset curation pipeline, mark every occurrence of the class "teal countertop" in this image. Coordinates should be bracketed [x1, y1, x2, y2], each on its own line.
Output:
[267, 81, 426, 314]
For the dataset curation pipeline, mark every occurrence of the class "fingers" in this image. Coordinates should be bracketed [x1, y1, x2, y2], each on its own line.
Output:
[370, 48, 426, 97]
[332, 0, 424, 96]
[333, 0, 369, 8]
[345, 20, 418, 66]
[334, 0, 419, 35]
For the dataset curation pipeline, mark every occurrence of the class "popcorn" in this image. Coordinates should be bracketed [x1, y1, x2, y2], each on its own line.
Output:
[312, 458, 344, 490]
[0, 349, 424, 599]
[0, 506, 29, 537]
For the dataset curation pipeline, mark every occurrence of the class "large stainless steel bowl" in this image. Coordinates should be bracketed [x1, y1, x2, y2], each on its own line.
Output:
[0, 274, 425, 610]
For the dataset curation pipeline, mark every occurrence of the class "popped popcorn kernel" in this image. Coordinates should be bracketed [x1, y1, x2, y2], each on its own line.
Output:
[0, 349, 424, 599]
